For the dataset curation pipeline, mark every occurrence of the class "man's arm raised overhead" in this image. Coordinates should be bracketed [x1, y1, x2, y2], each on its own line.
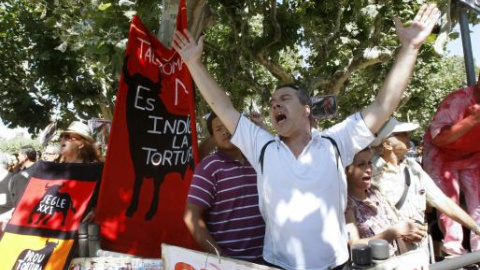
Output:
[361, 4, 440, 134]
[173, 30, 240, 134]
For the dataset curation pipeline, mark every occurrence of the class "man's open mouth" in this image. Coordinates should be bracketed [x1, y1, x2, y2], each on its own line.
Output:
[275, 113, 286, 124]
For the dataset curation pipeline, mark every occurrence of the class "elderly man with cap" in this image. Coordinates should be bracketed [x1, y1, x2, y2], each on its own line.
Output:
[423, 73, 480, 256]
[371, 118, 480, 259]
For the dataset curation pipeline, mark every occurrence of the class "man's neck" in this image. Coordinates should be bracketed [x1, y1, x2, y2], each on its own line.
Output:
[282, 128, 312, 158]
[218, 148, 245, 164]
[381, 151, 402, 167]
[23, 161, 35, 169]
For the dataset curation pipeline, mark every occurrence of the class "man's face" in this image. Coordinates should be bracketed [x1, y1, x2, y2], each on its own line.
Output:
[211, 117, 236, 151]
[17, 153, 26, 165]
[390, 131, 411, 159]
[59, 133, 84, 161]
[269, 87, 309, 137]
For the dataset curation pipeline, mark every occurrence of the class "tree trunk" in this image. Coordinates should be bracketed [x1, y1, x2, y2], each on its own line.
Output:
[157, 0, 213, 47]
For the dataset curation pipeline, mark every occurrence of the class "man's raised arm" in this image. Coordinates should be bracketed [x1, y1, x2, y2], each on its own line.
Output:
[361, 4, 440, 134]
[173, 30, 240, 134]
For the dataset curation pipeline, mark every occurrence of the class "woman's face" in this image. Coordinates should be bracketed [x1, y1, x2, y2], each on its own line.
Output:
[347, 150, 373, 190]
[59, 133, 84, 162]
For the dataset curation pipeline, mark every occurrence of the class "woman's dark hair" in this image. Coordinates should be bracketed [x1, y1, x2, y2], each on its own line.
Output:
[206, 112, 218, 136]
[275, 84, 312, 107]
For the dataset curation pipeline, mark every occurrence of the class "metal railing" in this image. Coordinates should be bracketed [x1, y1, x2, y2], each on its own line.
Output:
[430, 250, 480, 270]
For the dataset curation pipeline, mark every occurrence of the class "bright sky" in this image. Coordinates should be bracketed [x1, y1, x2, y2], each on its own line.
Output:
[446, 22, 480, 67]
[0, 16, 479, 139]
[0, 122, 29, 140]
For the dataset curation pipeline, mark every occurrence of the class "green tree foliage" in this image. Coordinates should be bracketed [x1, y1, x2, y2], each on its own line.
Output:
[0, 0, 478, 135]
[0, 137, 41, 155]
[339, 55, 472, 135]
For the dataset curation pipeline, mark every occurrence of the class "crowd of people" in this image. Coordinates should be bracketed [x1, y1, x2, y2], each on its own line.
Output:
[0, 3, 479, 270]
[0, 121, 102, 232]
[173, 3, 480, 270]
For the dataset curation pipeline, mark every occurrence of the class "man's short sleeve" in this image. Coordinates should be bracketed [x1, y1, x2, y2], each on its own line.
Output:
[324, 113, 375, 167]
[429, 89, 469, 139]
[230, 115, 274, 173]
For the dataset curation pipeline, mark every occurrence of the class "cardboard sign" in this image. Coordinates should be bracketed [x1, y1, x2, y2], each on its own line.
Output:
[162, 244, 280, 270]
[0, 162, 102, 270]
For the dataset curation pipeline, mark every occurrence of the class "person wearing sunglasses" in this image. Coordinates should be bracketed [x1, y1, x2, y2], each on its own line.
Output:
[59, 121, 100, 164]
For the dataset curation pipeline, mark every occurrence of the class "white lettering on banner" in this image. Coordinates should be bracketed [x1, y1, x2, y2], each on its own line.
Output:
[134, 86, 155, 111]
[142, 146, 193, 166]
[132, 85, 193, 166]
[37, 194, 68, 215]
[136, 37, 162, 67]
[161, 57, 184, 75]
[14, 250, 45, 270]
[174, 78, 188, 106]
[131, 37, 193, 168]
[147, 117, 191, 135]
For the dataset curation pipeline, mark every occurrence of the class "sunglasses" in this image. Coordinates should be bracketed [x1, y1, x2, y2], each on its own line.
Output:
[59, 133, 80, 141]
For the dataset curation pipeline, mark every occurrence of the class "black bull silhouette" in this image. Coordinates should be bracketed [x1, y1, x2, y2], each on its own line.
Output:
[12, 240, 58, 270]
[28, 183, 76, 226]
[123, 56, 194, 220]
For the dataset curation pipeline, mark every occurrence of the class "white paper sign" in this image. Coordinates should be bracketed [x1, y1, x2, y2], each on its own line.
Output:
[162, 244, 280, 270]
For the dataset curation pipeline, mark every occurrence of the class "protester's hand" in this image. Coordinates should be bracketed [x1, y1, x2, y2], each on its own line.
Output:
[394, 4, 440, 49]
[472, 224, 480, 236]
[467, 104, 480, 123]
[248, 111, 267, 130]
[395, 220, 428, 243]
[172, 29, 205, 65]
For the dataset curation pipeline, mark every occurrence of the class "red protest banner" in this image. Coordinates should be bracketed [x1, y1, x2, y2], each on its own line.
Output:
[95, 0, 199, 258]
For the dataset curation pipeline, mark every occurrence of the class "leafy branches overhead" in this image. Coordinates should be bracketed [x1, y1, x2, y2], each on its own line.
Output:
[0, 0, 477, 135]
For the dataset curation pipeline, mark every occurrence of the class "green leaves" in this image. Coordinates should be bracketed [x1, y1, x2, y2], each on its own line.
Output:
[0, 0, 477, 138]
[98, 3, 112, 11]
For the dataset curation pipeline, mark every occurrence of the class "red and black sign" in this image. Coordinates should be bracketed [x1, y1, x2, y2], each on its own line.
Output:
[0, 161, 103, 270]
[95, 0, 199, 258]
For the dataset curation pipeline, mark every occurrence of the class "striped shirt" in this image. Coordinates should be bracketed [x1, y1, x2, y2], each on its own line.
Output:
[187, 151, 265, 262]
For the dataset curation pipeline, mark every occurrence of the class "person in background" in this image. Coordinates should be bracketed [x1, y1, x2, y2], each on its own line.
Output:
[0, 145, 38, 234]
[184, 112, 265, 263]
[9, 145, 37, 207]
[423, 73, 480, 256]
[59, 121, 100, 164]
[0, 153, 13, 230]
[173, 4, 440, 269]
[345, 147, 427, 256]
[371, 118, 480, 259]
[59, 121, 101, 223]
[42, 144, 60, 162]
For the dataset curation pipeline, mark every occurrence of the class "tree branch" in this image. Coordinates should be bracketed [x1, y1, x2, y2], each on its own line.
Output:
[327, 48, 392, 94]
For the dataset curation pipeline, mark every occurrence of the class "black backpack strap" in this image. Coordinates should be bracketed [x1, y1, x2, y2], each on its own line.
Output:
[321, 136, 341, 168]
[259, 140, 275, 174]
[395, 167, 411, 210]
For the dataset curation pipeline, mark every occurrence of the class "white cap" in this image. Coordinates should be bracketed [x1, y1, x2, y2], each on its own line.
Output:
[370, 118, 419, 147]
[61, 121, 94, 143]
